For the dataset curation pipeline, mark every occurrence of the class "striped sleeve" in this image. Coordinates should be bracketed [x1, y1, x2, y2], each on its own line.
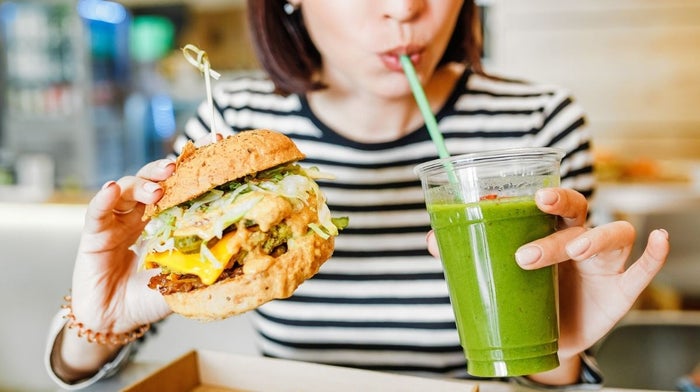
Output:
[538, 87, 595, 199]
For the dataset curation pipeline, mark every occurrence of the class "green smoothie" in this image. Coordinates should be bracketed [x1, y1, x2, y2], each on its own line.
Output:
[428, 196, 560, 377]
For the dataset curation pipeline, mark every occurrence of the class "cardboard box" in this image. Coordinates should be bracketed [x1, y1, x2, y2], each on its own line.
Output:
[123, 350, 479, 392]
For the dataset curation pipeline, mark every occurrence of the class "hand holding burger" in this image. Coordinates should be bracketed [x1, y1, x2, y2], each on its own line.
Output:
[53, 129, 343, 382]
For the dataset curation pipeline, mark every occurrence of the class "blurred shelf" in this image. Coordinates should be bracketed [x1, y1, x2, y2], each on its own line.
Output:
[594, 182, 700, 216]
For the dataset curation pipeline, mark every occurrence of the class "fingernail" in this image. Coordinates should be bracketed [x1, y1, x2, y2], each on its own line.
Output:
[143, 182, 161, 193]
[654, 228, 669, 240]
[101, 180, 116, 190]
[566, 237, 591, 257]
[515, 245, 542, 266]
[158, 159, 175, 169]
[536, 189, 558, 206]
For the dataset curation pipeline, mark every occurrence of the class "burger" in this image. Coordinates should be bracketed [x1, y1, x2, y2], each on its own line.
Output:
[131, 129, 346, 321]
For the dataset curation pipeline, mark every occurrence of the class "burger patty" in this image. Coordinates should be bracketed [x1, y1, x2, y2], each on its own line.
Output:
[148, 265, 246, 295]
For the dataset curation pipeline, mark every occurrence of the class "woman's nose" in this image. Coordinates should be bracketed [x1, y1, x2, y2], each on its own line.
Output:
[382, 0, 425, 23]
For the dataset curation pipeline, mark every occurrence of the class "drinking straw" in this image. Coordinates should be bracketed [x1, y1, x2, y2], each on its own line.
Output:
[401, 55, 460, 191]
[400, 55, 451, 159]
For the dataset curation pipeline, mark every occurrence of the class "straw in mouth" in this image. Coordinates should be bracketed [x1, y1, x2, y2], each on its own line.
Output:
[399, 55, 451, 159]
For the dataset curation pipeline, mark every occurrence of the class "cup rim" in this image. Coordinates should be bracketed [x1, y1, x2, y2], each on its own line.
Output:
[414, 147, 566, 177]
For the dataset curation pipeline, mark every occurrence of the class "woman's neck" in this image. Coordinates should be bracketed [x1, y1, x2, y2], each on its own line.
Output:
[306, 63, 465, 144]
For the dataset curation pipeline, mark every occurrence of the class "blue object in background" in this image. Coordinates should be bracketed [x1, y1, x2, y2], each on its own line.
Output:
[124, 15, 176, 173]
[78, 0, 132, 186]
[78, 0, 130, 84]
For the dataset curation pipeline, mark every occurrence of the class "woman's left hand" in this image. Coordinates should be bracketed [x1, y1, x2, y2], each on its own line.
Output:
[513, 187, 668, 359]
[426, 187, 669, 373]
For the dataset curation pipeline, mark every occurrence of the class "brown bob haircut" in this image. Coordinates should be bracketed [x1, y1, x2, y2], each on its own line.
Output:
[246, 0, 483, 95]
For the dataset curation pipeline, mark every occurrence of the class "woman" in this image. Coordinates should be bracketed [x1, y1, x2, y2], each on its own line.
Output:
[46, 0, 669, 389]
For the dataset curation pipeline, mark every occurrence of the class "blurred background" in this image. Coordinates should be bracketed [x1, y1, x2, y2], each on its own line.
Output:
[0, 0, 255, 196]
[0, 0, 699, 390]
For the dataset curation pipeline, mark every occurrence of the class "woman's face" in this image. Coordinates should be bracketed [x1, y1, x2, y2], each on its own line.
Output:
[294, 0, 465, 99]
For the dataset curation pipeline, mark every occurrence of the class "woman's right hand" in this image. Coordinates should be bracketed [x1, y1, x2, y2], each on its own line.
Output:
[69, 158, 176, 335]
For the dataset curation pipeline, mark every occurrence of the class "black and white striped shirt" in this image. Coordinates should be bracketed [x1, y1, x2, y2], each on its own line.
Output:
[178, 69, 595, 378]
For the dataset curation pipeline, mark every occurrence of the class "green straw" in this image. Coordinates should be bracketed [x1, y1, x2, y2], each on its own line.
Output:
[400, 55, 451, 159]
[401, 55, 460, 191]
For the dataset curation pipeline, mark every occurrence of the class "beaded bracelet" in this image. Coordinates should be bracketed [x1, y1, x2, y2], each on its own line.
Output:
[61, 293, 150, 345]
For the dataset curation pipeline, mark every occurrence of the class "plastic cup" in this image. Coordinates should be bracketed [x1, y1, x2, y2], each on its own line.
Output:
[414, 147, 565, 377]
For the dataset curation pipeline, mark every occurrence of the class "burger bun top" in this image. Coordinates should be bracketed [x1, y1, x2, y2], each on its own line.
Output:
[145, 129, 305, 217]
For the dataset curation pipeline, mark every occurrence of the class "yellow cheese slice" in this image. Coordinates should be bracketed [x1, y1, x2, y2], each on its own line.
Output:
[145, 231, 239, 285]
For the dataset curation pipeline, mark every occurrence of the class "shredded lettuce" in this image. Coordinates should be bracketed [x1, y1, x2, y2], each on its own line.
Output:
[131, 162, 348, 262]
[199, 241, 223, 269]
[301, 166, 336, 180]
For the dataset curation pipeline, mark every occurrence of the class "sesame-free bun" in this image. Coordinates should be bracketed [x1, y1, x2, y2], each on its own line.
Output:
[145, 129, 305, 217]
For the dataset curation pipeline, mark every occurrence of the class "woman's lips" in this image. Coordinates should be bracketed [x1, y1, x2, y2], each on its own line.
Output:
[380, 50, 422, 72]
